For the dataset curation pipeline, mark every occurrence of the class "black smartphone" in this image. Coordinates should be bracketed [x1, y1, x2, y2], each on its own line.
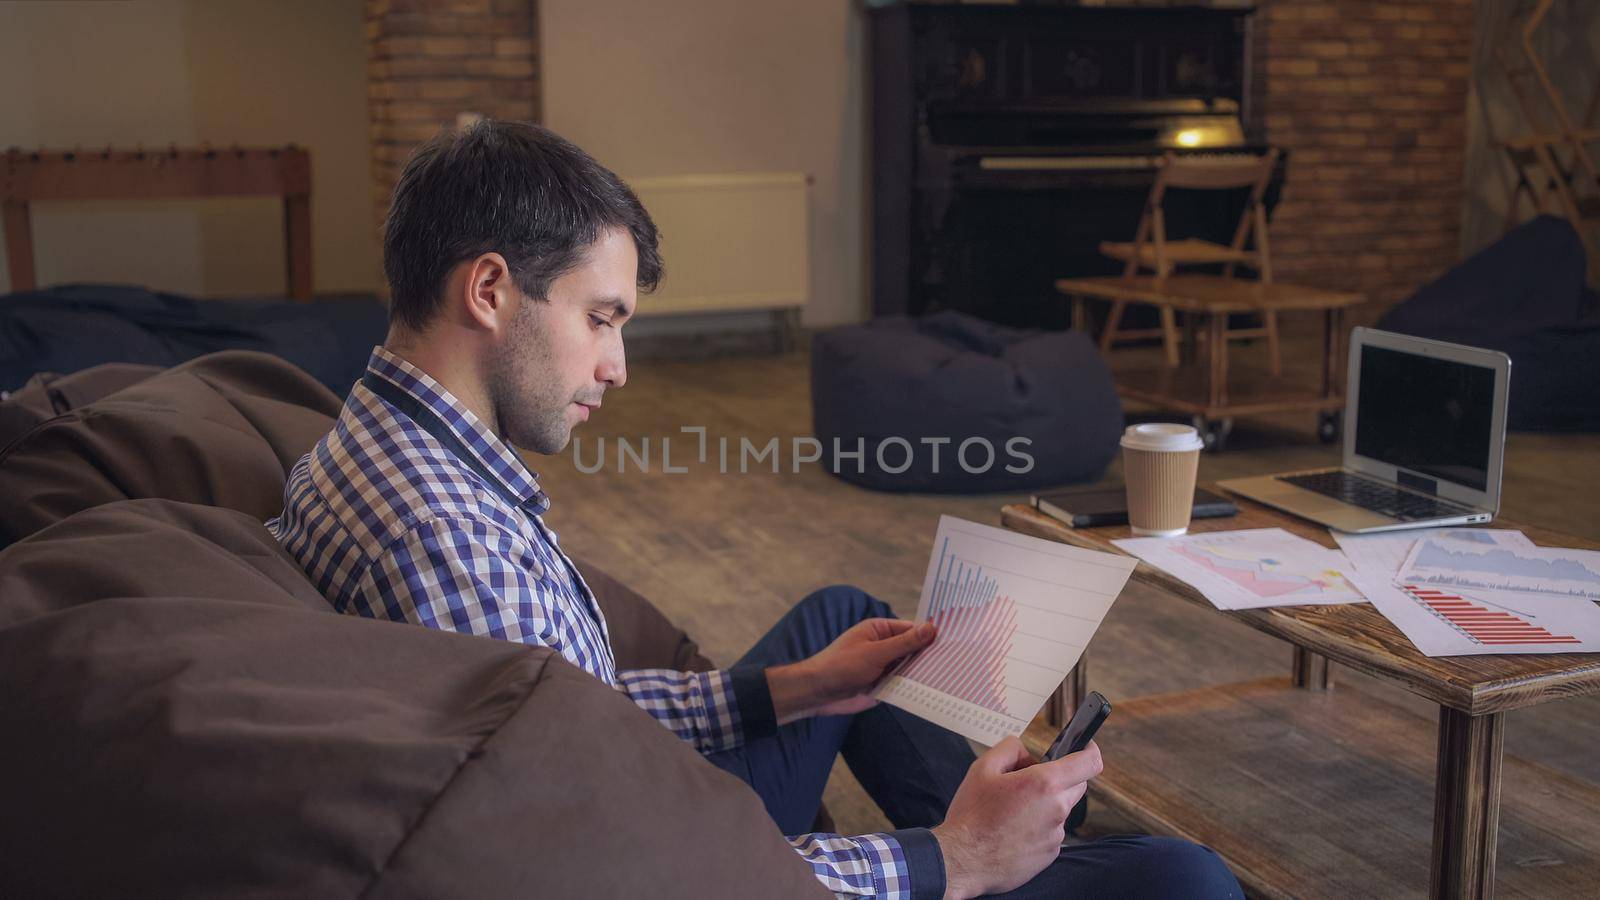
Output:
[1043, 691, 1111, 762]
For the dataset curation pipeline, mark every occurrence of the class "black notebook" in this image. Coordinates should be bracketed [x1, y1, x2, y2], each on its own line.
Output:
[1031, 487, 1238, 529]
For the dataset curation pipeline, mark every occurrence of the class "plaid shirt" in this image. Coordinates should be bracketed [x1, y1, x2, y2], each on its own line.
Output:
[268, 347, 936, 899]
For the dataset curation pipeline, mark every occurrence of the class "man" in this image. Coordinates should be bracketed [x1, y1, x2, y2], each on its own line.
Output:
[271, 120, 1240, 900]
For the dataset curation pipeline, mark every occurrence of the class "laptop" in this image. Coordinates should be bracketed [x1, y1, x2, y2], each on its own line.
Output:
[1219, 327, 1511, 533]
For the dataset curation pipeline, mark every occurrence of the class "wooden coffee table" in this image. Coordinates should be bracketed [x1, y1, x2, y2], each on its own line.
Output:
[1002, 492, 1600, 899]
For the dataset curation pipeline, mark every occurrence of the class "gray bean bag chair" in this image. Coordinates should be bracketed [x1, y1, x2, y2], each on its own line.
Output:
[1377, 215, 1600, 432]
[811, 311, 1123, 492]
[0, 283, 387, 396]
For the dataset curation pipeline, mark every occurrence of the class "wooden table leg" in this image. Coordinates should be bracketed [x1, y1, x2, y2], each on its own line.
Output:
[1181, 310, 1197, 366]
[1072, 295, 1087, 334]
[1291, 647, 1333, 690]
[1048, 656, 1089, 728]
[1045, 684, 1066, 729]
[1322, 307, 1346, 400]
[283, 192, 314, 302]
[3, 201, 37, 293]
[1430, 707, 1504, 899]
[1207, 312, 1229, 408]
[1159, 306, 1180, 367]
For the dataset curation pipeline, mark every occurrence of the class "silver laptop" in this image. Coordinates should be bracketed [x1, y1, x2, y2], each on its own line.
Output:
[1220, 327, 1511, 534]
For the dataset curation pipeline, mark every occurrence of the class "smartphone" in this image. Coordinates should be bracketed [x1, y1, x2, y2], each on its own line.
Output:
[1043, 691, 1111, 762]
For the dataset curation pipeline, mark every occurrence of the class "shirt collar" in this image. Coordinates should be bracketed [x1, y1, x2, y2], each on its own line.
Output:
[363, 346, 551, 515]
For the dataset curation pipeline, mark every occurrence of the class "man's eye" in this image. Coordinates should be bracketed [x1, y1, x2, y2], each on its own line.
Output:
[590, 315, 611, 329]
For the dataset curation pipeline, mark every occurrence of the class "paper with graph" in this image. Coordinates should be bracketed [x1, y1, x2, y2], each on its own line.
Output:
[1399, 539, 1600, 602]
[1347, 569, 1600, 656]
[1113, 528, 1367, 611]
[873, 516, 1137, 746]
[1332, 527, 1535, 578]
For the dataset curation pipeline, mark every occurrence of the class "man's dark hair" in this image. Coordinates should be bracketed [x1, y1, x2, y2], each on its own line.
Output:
[382, 120, 662, 330]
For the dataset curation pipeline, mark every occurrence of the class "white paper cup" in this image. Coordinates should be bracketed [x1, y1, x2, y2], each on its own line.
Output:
[1121, 424, 1204, 536]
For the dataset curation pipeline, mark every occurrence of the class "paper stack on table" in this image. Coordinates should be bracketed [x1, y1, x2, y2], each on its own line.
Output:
[1114, 524, 1600, 657]
[1112, 528, 1367, 611]
[1336, 528, 1600, 657]
[1331, 527, 1534, 577]
[1400, 538, 1600, 601]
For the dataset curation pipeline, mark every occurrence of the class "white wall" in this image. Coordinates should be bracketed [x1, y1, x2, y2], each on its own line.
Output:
[0, 0, 379, 297]
[541, 0, 869, 328]
[0, 0, 873, 322]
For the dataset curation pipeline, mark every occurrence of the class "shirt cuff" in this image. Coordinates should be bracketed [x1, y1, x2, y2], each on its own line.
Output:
[727, 664, 777, 741]
[886, 828, 945, 900]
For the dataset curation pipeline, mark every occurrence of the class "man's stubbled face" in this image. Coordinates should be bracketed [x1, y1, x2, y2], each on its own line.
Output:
[487, 226, 636, 455]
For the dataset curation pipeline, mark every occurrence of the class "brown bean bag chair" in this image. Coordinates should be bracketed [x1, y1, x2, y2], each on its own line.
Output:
[0, 499, 824, 898]
[0, 349, 712, 672]
[0, 361, 162, 447]
[0, 349, 339, 545]
[0, 352, 816, 897]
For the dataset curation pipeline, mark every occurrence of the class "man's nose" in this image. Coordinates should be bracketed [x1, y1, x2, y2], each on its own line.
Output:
[598, 341, 627, 389]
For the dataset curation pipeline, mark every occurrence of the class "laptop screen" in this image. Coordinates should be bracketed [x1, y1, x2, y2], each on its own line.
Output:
[1354, 344, 1497, 491]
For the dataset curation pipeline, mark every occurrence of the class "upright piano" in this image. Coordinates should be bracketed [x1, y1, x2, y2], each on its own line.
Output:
[870, 1, 1284, 329]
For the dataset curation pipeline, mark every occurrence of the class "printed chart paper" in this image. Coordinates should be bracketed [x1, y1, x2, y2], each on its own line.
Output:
[1348, 570, 1600, 656]
[1400, 539, 1600, 602]
[1113, 528, 1367, 610]
[873, 516, 1136, 746]
[1332, 528, 1534, 577]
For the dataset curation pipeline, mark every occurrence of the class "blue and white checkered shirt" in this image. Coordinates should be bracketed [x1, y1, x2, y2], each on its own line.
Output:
[269, 347, 933, 899]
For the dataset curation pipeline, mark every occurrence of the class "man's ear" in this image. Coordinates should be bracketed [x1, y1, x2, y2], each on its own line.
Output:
[460, 252, 518, 333]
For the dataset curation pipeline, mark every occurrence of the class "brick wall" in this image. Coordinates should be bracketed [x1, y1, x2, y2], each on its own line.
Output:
[356, 1, 1473, 317]
[363, 0, 541, 266]
[1254, 0, 1474, 318]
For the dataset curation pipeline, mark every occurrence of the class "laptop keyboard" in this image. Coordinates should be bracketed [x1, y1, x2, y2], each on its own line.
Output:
[1278, 471, 1475, 522]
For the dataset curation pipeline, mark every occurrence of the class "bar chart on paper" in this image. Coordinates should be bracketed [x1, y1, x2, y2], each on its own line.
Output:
[1346, 568, 1600, 657]
[1401, 584, 1581, 646]
[892, 546, 1019, 715]
[874, 516, 1137, 745]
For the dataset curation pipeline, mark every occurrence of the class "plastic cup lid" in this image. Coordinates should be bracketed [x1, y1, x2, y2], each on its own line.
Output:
[1120, 423, 1204, 452]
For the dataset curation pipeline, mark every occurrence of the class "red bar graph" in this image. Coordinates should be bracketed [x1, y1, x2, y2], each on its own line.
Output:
[1402, 584, 1581, 646]
[892, 538, 1019, 714]
[897, 594, 1017, 714]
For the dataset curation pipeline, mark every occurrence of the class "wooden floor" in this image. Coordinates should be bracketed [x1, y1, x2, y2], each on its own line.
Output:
[528, 334, 1600, 875]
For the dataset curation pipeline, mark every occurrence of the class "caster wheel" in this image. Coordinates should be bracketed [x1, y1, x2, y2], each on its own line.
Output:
[1193, 416, 1233, 452]
[1318, 410, 1343, 444]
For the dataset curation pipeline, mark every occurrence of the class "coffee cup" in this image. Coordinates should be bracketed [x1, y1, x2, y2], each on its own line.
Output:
[1120, 423, 1204, 536]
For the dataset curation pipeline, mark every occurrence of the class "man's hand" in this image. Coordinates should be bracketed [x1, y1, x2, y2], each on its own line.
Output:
[766, 619, 936, 725]
[930, 737, 1103, 900]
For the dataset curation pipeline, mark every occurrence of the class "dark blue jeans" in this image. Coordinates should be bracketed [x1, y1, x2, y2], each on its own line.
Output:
[707, 585, 1242, 900]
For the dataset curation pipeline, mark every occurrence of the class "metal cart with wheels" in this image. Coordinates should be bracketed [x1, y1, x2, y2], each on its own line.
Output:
[1057, 275, 1363, 451]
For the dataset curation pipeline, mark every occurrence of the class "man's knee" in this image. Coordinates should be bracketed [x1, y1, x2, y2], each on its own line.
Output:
[797, 584, 895, 628]
[1114, 835, 1240, 899]
[1056, 832, 1241, 890]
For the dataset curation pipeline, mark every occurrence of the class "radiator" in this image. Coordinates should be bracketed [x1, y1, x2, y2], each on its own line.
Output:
[625, 173, 810, 317]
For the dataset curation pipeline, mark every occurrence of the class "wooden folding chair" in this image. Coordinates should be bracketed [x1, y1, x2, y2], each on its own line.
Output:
[1494, 0, 1600, 282]
[1096, 148, 1283, 373]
